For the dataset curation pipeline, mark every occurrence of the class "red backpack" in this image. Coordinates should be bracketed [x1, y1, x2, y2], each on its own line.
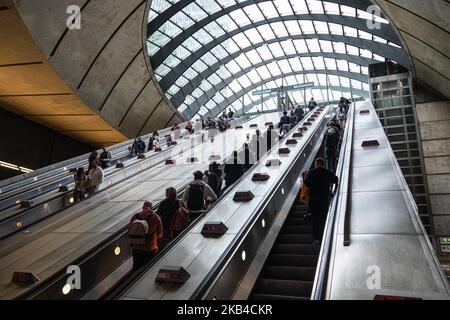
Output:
[170, 201, 190, 237]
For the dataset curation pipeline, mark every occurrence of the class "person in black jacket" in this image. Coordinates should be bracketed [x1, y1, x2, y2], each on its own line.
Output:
[224, 151, 244, 190]
[156, 187, 182, 243]
[305, 158, 338, 243]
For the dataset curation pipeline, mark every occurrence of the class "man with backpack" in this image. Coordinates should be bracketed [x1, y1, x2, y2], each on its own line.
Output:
[182, 171, 217, 218]
[128, 201, 163, 272]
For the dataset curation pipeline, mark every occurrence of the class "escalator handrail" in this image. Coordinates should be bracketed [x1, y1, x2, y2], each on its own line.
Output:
[311, 103, 355, 300]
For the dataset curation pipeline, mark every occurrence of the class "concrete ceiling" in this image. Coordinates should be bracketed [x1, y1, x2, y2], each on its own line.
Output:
[0, 0, 184, 147]
[374, 0, 450, 99]
[0, 0, 128, 147]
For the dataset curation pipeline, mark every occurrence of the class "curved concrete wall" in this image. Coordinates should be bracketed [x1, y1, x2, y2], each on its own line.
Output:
[12, 0, 184, 142]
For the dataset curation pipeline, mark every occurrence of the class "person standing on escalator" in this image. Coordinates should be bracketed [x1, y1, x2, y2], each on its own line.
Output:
[304, 158, 338, 244]
[128, 201, 163, 272]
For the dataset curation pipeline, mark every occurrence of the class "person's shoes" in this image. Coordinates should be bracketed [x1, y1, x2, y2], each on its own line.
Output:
[312, 240, 321, 245]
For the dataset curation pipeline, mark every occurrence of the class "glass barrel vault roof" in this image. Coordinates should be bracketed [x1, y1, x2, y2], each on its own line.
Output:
[147, 0, 407, 119]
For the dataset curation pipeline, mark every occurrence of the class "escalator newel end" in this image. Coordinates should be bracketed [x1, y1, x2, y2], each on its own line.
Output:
[69, 168, 78, 173]
[250, 124, 258, 128]
[304, 122, 312, 126]
[154, 148, 162, 152]
[252, 172, 270, 181]
[361, 140, 380, 147]
[233, 191, 255, 202]
[235, 125, 243, 129]
[58, 185, 69, 192]
[115, 161, 125, 168]
[360, 109, 370, 115]
[265, 122, 273, 126]
[186, 157, 199, 163]
[265, 159, 281, 167]
[137, 154, 146, 159]
[155, 266, 191, 284]
[208, 155, 221, 161]
[201, 221, 228, 238]
[286, 139, 298, 145]
[278, 147, 291, 155]
[292, 133, 303, 138]
[171, 141, 178, 145]
[307, 118, 316, 122]
[11, 271, 39, 285]
[165, 159, 176, 165]
[20, 200, 33, 208]
[299, 127, 308, 132]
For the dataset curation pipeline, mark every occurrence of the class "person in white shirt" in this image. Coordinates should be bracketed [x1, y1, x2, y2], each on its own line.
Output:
[87, 161, 104, 195]
[194, 119, 202, 134]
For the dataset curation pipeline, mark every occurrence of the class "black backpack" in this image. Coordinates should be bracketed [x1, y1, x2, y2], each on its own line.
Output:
[325, 127, 339, 148]
[187, 184, 204, 211]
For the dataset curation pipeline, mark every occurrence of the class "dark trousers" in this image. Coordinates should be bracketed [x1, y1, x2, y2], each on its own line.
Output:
[325, 147, 337, 172]
[309, 199, 330, 241]
[132, 250, 157, 272]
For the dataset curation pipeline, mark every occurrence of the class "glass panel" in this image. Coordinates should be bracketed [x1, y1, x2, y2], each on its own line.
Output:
[290, 0, 309, 14]
[201, 52, 218, 66]
[204, 21, 226, 38]
[149, 31, 171, 47]
[314, 21, 329, 34]
[256, 65, 272, 79]
[244, 4, 265, 23]
[284, 21, 302, 35]
[192, 59, 208, 73]
[192, 29, 214, 45]
[323, 2, 339, 14]
[182, 37, 202, 52]
[306, 0, 324, 14]
[312, 57, 325, 69]
[278, 59, 292, 73]
[244, 28, 263, 45]
[245, 49, 263, 64]
[337, 60, 349, 71]
[232, 33, 251, 49]
[211, 44, 228, 60]
[257, 44, 273, 60]
[271, 22, 288, 38]
[235, 53, 252, 69]
[216, 14, 238, 32]
[274, 0, 294, 16]
[197, 0, 222, 14]
[173, 45, 191, 60]
[183, 3, 207, 22]
[170, 11, 195, 29]
[289, 57, 303, 71]
[341, 5, 356, 17]
[258, 2, 279, 19]
[319, 40, 333, 52]
[229, 8, 251, 26]
[299, 20, 314, 34]
[280, 40, 296, 55]
[292, 39, 308, 53]
[257, 24, 276, 41]
[306, 38, 320, 52]
[328, 23, 343, 35]
[268, 42, 284, 58]
[300, 57, 314, 70]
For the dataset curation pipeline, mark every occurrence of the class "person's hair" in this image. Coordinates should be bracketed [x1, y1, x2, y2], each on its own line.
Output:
[194, 170, 204, 180]
[283, 111, 287, 115]
[233, 151, 238, 158]
[268, 124, 274, 130]
[76, 167, 85, 178]
[143, 201, 152, 210]
[315, 158, 325, 167]
[166, 187, 177, 200]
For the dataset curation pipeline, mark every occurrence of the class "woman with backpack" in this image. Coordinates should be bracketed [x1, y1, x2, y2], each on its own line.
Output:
[156, 187, 186, 242]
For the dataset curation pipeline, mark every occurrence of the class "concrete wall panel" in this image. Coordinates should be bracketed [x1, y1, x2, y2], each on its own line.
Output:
[433, 216, 450, 235]
[420, 120, 450, 141]
[119, 80, 162, 138]
[100, 53, 151, 128]
[430, 195, 450, 216]
[416, 101, 450, 123]
[78, 4, 145, 111]
[427, 174, 450, 195]
[424, 157, 450, 175]
[139, 101, 174, 135]
[422, 139, 450, 158]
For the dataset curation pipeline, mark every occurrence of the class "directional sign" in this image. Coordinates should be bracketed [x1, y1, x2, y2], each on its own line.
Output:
[252, 82, 315, 95]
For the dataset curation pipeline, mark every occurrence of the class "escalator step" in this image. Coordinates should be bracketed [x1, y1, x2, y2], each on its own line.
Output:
[251, 293, 309, 300]
[254, 279, 313, 297]
[273, 243, 320, 255]
[268, 254, 318, 268]
[262, 266, 316, 282]
[277, 234, 314, 244]
[283, 225, 313, 234]
[285, 218, 311, 226]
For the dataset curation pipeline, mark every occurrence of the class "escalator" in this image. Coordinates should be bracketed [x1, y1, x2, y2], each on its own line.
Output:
[250, 198, 318, 300]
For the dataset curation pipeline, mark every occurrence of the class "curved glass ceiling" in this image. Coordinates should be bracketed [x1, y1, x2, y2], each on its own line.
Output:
[147, 0, 407, 119]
